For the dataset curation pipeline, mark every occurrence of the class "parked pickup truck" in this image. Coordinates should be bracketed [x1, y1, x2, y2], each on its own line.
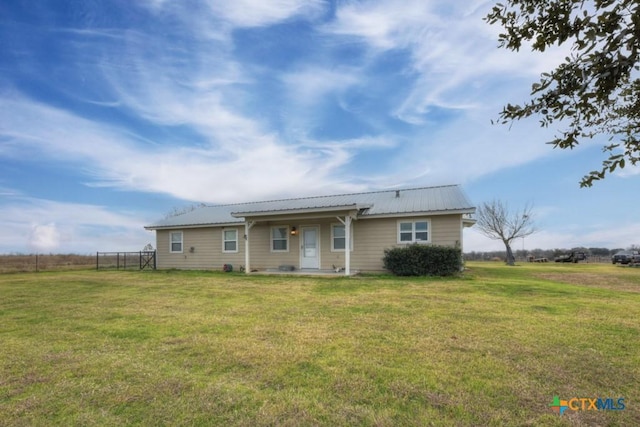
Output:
[555, 252, 587, 263]
[611, 250, 640, 265]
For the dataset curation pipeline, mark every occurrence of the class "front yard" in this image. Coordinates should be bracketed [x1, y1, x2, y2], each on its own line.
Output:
[0, 262, 638, 426]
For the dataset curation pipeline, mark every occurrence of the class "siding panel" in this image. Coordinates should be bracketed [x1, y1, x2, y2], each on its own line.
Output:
[156, 227, 244, 270]
[156, 214, 464, 272]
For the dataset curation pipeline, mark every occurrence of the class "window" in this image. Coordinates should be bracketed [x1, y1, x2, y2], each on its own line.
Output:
[331, 224, 353, 251]
[223, 229, 238, 253]
[399, 222, 413, 242]
[333, 225, 345, 250]
[397, 220, 429, 244]
[415, 221, 428, 241]
[271, 226, 289, 252]
[170, 231, 183, 253]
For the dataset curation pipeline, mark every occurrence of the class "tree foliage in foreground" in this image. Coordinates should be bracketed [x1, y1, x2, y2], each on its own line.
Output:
[486, 0, 640, 187]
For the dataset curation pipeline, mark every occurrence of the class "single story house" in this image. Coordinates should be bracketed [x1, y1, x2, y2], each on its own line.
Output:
[144, 185, 475, 275]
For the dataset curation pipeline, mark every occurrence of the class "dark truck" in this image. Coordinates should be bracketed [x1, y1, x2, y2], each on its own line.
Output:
[554, 251, 587, 263]
[611, 250, 640, 265]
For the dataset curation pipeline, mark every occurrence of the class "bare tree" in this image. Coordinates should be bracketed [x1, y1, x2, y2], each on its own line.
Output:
[475, 200, 537, 266]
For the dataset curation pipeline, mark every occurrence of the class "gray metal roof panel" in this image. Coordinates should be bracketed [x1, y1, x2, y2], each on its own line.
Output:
[145, 185, 474, 229]
[145, 205, 244, 229]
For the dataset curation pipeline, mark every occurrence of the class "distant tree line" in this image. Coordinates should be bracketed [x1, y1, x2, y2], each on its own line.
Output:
[464, 247, 634, 262]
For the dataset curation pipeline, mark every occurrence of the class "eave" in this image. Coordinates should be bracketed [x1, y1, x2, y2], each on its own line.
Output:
[360, 208, 475, 219]
[144, 221, 243, 231]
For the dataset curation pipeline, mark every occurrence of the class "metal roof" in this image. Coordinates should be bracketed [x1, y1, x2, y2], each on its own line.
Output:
[145, 185, 475, 229]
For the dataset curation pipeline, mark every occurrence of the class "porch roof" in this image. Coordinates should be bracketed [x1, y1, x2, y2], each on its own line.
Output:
[145, 185, 475, 230]
[231, 203, 371, 219]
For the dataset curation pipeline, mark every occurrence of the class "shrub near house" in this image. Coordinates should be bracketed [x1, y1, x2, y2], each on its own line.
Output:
[383, 245, 462, 276]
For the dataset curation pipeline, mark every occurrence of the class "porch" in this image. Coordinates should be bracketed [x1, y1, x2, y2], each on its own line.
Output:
[253, 267, 359, 276]
[232, 203, 370, 276]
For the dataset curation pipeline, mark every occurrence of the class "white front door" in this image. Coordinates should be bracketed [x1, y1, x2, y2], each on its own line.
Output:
[300, 226, 320, 269]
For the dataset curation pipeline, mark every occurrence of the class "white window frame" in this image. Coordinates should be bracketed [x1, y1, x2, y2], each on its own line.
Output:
[270, 226, 289, 252]
[331, 223, 353, 252]
[397, 219, 430, 244]
[222, 228, 238, 253]
[170, 231, 183, 253]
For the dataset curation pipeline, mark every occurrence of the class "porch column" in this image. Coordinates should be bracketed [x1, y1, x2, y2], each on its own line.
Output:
[244, 220, 255, 273]
[344, 215, 351, 276]
[337, 215, 352, 276]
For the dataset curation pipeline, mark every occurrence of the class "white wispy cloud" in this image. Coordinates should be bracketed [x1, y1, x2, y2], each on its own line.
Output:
[2, 0, 635, 255]
[325, 0, 431, 50]
[0, 0, 608, 202]
[324, 0, 569, 125]
[0, 96, 360, 203]
[141, 0, 326, 41]
[282, 66, 362, 107]
[205, 0, 326, 28]
[0, 196, 152, 253]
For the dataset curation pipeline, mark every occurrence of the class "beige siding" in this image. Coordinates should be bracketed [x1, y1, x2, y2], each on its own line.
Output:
[248, 222, 299, 270]
[349, 218, 397, 272]
[248, 220, 348, 270]
[350, 215, 463, 272]
[430, 215, 463, 247]
[156, 227, 245, 270]
[155, 214, 464, 272]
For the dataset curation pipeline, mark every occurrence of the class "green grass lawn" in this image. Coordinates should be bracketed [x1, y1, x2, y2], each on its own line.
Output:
[1, 262, 638, 426]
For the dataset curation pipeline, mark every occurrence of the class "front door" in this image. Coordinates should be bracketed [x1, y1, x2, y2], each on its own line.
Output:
[300, 226, 320, 269]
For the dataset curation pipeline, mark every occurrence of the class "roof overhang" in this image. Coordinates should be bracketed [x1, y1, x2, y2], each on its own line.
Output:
[462, 218, 476, 227]
[360, 208, 475, 219]
[144, 221, 243, 231]
[461, 212, 476, 227]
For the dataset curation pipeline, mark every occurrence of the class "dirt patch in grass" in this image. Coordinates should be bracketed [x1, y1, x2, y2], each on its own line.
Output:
[535, 272, 640, 293]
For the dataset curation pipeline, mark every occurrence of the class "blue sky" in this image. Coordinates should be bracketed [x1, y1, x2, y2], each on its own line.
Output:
[1, 0, 638, 254]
